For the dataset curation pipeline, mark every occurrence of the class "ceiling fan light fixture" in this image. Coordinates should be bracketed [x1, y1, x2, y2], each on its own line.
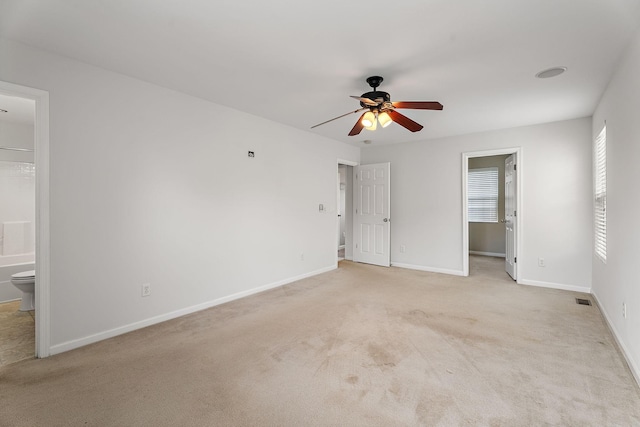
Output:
[378, 111, 392, 128]
[361, 111, 376, 128]
[365, 118, 377, 131]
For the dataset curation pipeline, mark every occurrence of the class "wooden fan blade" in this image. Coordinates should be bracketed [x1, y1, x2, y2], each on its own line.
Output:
[388, 110, 424, 132]
[311, 108, 366, 129]
[350, 95, 378, 106]
[348, 113, 367, 136]
[392, 101, 443, 110]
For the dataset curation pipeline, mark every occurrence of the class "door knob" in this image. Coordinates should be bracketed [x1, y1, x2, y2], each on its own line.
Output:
[383, 218, 389, 222]
[500, 219, 506, 223]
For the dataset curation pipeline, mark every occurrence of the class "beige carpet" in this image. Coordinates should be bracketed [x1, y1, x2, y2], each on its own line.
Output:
[1, 256, 639, 426]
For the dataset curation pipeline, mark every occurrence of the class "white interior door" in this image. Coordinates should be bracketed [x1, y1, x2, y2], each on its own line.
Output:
[504, 154, 517, 279]
[353, 163, 390, 267]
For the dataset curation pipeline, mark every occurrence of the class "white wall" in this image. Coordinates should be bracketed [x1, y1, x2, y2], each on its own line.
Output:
[361, 117, 593, 290]
[0, 120, 34, 162]
[0, 161, 35, 256]
[592, 29, 640, 383]
[0, 38, 359, 353]
[0, 121, 35, 255]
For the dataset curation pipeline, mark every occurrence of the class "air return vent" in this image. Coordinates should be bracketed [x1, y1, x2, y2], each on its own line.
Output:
[576, 298, 592, 306]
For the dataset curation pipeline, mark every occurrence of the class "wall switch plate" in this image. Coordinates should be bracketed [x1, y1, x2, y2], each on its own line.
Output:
[142, 283, 151, 297]
[400, 245, 406, 253]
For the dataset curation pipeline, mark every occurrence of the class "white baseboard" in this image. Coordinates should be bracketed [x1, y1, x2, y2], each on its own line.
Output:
[518, 278, 591, 294]
[591, 292, 640, 388]
[50, 265, 337, 355]
[469, 251, 505, 258]
[391, 262, 465, 276]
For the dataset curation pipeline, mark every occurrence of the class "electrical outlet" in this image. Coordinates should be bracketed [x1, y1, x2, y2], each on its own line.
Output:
[300, 253, 304, 261]
[141, 283, 151, 297]
[538, 258, 545, 267]
[623, 302, 627, 319]
[400, 245, 406, 253]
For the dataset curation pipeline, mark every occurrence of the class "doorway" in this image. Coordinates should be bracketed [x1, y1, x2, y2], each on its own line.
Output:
[0, 80, 50, 358]
[337, 166, 346, 260]
[467, 154, 510, 278]
[337, 160, 357, 264]
[0, 93, 36, 366]
[462, 148, 521, 281]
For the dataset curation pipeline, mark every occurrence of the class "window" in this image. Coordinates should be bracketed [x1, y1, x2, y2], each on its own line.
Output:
[468, 167, 499, 223]
[594, 125, 607, 262]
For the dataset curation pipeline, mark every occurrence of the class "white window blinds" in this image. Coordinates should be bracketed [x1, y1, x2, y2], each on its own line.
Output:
[594, 125, 607, 262]
[468, 167, 499, 223]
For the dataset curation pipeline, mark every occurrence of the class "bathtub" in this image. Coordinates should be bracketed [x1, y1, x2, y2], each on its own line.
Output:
[0, 253, 35, 303]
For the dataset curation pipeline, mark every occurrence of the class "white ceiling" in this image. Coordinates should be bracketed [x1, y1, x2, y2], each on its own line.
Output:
[1, 0, 639, 146]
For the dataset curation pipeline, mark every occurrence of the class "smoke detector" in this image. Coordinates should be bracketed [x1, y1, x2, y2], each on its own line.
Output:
[536, 67, 567, 79]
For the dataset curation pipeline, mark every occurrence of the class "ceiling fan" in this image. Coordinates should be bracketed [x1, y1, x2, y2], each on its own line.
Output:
[311, 76, 443, 136]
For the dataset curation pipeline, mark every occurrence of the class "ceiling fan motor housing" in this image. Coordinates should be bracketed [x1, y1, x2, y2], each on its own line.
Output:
[360, 91, 391, 108]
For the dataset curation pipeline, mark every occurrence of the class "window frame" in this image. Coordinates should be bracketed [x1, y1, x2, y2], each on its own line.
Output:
[594, 125, 607, 263]
[468, 166, 499, 223]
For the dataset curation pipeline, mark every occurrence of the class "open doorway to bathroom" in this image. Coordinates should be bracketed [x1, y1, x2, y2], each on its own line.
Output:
[337, 160, 356, 264]
[462, 148, 521, 281]
[0, 80, 50, 360]
[337, 166, 346, 260]
[467, 154, 509, 278]
[0, 93, 36, 366]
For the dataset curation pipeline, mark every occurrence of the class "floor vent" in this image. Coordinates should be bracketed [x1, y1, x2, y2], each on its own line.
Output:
[576, 298, 592, 306]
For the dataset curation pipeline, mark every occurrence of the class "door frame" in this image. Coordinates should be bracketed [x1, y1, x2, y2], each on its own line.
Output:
[337, 159, 358, 266]
[462, 147, 522, 281]
[0, 80, 51, 357]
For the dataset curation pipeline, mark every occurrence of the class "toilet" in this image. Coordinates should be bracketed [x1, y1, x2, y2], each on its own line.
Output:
[11, 270, 35, 311]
